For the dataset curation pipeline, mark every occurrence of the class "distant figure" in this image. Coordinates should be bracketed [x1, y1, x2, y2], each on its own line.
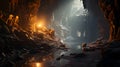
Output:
[6, 14, 14, 32]
[12, 16, 19, 32]
[81, 43, 87, 54]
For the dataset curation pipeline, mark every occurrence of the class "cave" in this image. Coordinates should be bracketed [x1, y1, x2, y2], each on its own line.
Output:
[0, 0, 120, 67]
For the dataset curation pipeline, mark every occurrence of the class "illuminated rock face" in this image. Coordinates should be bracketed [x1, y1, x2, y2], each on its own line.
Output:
[0, 0, 41, 30]
[99, 0, 120, 41]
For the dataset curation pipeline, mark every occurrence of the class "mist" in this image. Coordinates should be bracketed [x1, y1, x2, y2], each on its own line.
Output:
[49, 0, 109, 45]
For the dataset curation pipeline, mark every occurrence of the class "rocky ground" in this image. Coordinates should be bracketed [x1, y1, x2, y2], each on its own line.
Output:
[52, 46, 101, 67]
[0, 18, 65, 67]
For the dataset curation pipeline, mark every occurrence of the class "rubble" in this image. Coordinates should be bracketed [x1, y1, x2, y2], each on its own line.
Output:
[0, 17, 65, 66]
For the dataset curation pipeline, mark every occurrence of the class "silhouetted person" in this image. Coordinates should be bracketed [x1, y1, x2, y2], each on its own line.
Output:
[12, 16, 19, 32]
[6, 14, 14, 32]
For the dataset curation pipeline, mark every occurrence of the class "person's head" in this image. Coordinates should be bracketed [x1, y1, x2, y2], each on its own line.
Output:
[9, 14, 14, 20]
[16, 16, 19, 19]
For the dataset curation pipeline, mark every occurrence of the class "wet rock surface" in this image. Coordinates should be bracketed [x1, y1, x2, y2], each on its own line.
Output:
[97, 41, 120, 67]
[0, 18, 64, 67]
[54, 50, 101, 67]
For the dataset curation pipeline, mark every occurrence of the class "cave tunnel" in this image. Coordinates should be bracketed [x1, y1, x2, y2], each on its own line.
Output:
[0, 0, 120, 67]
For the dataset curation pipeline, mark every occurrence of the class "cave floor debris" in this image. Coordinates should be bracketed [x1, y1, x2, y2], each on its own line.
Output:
[62, 49, 101, 67]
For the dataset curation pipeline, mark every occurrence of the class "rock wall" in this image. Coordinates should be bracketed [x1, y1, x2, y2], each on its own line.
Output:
[82, 0, 109, 41]
[0, 0, 64, 30]
[99, 0, 120, 41]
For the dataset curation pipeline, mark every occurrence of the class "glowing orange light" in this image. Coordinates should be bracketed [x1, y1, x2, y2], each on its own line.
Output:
[30, 62, 43, 67]
[37, 23, 43, 28]
[36, 20, 45, 28]
[35, 62, 42, 67]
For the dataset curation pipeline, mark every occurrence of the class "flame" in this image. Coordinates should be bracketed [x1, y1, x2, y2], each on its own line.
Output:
[35, 21, 48, 34]
[31, 19, 46, 33]
[36, 22, 44, 28]
[37, 23, 42, 28]
[30, 18, 55, 40]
